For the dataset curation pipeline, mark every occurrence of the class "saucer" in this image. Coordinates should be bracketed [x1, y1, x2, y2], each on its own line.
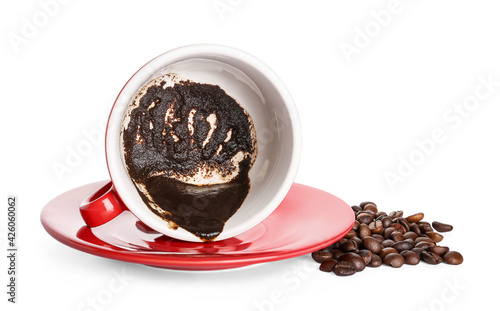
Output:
[41, 181, 354, 270]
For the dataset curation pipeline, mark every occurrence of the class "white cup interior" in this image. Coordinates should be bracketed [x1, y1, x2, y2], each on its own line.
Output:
[106, 44, 301, 242]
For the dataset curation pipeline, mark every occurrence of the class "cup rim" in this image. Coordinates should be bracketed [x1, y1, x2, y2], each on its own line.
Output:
[105, 43, 302, 241]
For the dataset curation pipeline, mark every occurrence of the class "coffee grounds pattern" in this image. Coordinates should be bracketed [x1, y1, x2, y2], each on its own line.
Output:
[121, 78, 257, 241]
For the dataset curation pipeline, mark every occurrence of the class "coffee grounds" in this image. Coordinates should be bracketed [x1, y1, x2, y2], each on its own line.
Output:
[122, 80, 255, 183]
[122, 79, 256, 241]
[140, 173, 250, 242]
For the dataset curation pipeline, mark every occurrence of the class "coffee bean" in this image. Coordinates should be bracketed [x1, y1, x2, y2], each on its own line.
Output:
[351, 205, 362, 213]
[357, 213, 374, 224]
[390, 222, 406, 233]
[381, 239, 395, 248]
[414, 241, 433, 250]
[363, 203, 378, 213]
[403, 238, 415, 248]
[359, 223, 371, 238]
[338, 253, 366, 272]
[443, 251, 463, 265]
[361, 209, 376, 217]
[415, 237, 436, 244]
[426, 232, 444, 243]
[401, 250, 420, 265]
[338, 238, 348, 245]
[333, 261, 357, 276]
[403, 231, 419, 240]
[319, 259, 338, 272]
[409, 223, 421, 235]
[432, 221, 453, 233]
[367, 254, 382, 267]
[369, 220, 384, 234]
[362, 236, 382, 254]
[430, 246, 449, 256]
[380, 216, 393, 228]
[375, 211, 387, 218]
[383, 253, 405, 268]
[422, 251, 443, 264]
[411, 247, 425, 255]
[392, 240, 412, 252]
[331, 249, 344, 260]
[311, 251, 333, 263]
[320, 245, 334, 252]
[383, 227, 396, 239]
[395, 217, 410, 232]
[352, 220, 360, 231]
[418, 222, 433, 233]
[405, 212, 424, 223]
[389, 210, 403, 219]
[359, 201, 376, 209]
[357, 249, 373, 265]
[390, 231, 404, 242]
[379, 247, 398, 260]
[351, 236, 363, 248]
[339, 240, 357, 252]
[345, 229, 357, 239]
[371, 234, 384, 243]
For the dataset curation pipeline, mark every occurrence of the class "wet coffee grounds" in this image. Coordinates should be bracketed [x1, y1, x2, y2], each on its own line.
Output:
[122, 79, 256, 242]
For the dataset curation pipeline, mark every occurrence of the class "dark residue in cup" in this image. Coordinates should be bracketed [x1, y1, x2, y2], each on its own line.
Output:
[139, 171, 251, 242]
[122, 79, 256, 242]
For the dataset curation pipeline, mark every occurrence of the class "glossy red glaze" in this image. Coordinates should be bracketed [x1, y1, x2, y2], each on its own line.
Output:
[79, 181, 126, 228]
[41, 181, 354, 270]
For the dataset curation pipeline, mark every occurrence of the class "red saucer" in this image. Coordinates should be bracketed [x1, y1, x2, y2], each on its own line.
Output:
[41, 181, 354, 270]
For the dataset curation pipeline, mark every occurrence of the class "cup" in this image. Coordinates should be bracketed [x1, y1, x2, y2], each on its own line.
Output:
[80, 44, 301, 242]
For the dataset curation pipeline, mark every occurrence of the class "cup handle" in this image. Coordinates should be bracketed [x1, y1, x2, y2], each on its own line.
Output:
[79, 181, 127, 227]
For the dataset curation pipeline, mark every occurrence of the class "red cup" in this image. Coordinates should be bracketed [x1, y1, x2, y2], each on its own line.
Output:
[79, 181, 126, 228]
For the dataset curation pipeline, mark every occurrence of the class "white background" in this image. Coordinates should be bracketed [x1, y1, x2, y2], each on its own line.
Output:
[1, 0, 499, 310]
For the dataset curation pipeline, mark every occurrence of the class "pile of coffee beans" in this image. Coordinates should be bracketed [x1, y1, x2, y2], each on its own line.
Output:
[311, 201, 463, 276]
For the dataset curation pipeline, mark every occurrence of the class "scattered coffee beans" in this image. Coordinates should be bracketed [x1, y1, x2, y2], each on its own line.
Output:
[405, 212, 424, 223]
[319, 259, 338, 272]
[422, 251, 443, 264]
[379, 247, 398, 260]
[311, 201, 463, 276]
[357, 249, 373, 265]
[362, 236, 382, 253]
[430, 246, 449, 256]
[367, 254, 382, 267]
[383, 253, 405, 268]
[337, 253, 365, 272]
[432, 221, 453, 232]
[401, 250, 420, 265]
[443, 251, 463, 265]
[312, 251, 333, 263]
[332, 261, 357, 276]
